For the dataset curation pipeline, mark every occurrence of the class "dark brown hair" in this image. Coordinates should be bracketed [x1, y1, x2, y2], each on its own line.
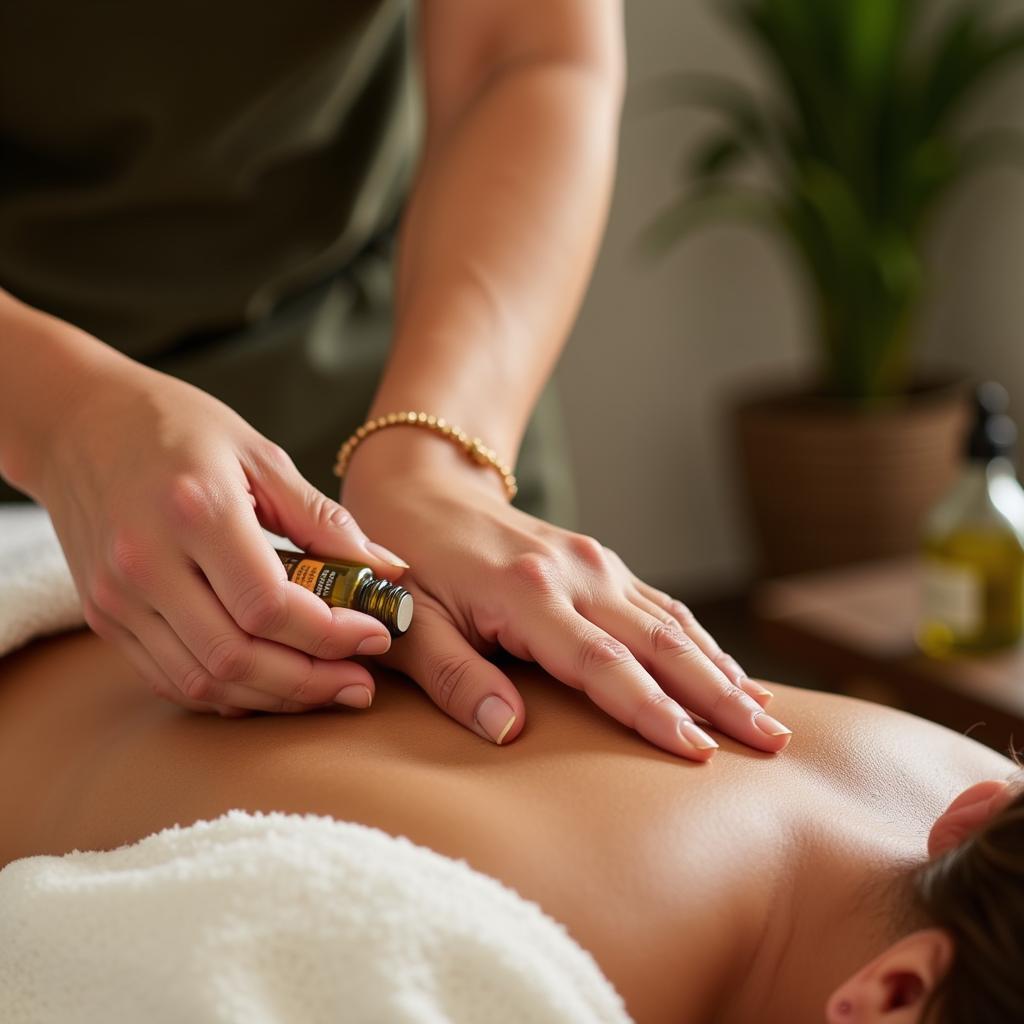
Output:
[913, 782, 1024, 1022]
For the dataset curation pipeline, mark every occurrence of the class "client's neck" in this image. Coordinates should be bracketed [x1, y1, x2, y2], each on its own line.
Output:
[716, 831, 921, 1024]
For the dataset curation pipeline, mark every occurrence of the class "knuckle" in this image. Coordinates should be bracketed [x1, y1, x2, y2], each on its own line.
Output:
[205, 634, 254, 682]
[109, 530, 154, 587]
[326, 501, 353, 531]
[427, 653, 475, 713]
[88, 572, 124, 616]
[710, 684, 756, 718]
[310, 631, 343, 660]
[286, 661, 319, 703]
[577, 633, 633, 676]
[567, 533, 607, 570]
[508, 552, 558, 594]
[308, 490, 351, 532]
[181, 664, 217, 701]
[167, 474, 220, 529]
[235, 580, 289, 636]
[310, 625, 360, 661]
[669, 600, 698, 630]
[634, 688, 676, 719]
[260, 442, 294, 474]
[649, 620, 698, 659]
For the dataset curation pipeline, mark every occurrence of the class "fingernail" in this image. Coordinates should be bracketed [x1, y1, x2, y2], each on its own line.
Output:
[755, 713, 792, 737]
[335, 685, 373, 709]
[364, 540, 410, 570]
[678, 720, 719, 751]
[355, 634, 391, 656]
[475, 695, 517, 745]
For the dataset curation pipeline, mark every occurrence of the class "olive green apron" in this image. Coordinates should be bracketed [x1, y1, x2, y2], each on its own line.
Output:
[0, 0, 575, 523]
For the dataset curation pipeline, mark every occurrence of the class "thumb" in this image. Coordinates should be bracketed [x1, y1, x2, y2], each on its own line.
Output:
[251, 446, 409, 577]
[389, 598, 525, 746]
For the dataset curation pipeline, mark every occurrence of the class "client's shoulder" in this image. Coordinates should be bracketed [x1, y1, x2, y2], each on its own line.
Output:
[763, 682, 1016, 825]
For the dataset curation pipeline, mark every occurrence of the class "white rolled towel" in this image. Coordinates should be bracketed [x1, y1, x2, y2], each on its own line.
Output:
[0, 812, 633, 1024]
[0, 503, 85, 657]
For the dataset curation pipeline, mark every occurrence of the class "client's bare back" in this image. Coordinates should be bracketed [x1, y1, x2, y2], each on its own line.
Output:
[0, 629, 1013, 1022]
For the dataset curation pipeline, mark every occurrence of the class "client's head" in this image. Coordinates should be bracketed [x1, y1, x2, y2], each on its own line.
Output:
[826, 777, 1024, 1023]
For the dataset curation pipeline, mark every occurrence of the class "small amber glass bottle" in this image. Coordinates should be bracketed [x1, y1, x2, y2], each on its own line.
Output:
[275, 549, 414, 636]
[918, 383, 1024, 656]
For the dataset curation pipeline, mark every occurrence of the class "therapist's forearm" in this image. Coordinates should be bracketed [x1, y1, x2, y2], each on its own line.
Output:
[365, 60, 622, 468]
[0, 289, 123, 495]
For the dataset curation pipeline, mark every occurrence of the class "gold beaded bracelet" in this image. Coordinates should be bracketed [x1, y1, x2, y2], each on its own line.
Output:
[333, 411, 518, 501]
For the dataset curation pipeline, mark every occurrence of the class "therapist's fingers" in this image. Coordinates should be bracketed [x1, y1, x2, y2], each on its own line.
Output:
[149, 569, 377, 710]
[129, 609, 370, 713]
[512, 599, 719, 761]
[125, 638, 249, 717]
[85, 606, 244, 717]
[630, 580, 774, 707]
[174, 490, 393, 660]
[247, 444, 410, 578]
[599, 547, 769, 707]
[384, 594, 525, 746]
[629, 588, 773, 709]
[588, 599, 792, 753]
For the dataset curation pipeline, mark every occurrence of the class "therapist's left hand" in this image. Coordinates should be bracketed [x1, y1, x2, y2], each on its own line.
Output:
[342, 446, 792, 761]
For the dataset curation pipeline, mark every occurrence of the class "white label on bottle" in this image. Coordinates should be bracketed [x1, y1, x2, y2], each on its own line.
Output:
[922, 560, 981, 636]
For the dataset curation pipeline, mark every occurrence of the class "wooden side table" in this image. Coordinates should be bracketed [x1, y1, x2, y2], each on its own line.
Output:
[754, 558, 1024, 754]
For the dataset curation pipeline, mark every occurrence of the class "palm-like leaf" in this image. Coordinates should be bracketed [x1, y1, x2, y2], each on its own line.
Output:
[653, 0, 1024, 402]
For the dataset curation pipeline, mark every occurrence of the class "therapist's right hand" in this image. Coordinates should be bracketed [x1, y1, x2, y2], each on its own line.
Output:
[29, 349, 409, 716]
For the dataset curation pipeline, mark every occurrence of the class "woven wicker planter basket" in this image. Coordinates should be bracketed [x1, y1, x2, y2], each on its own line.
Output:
[734, 381, 970, 578]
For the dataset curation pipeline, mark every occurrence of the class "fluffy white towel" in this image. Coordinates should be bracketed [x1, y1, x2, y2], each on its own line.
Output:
[0, 503, 85, 657]
[0, 508, 634, 1022]
[0, 811, 632, 1024]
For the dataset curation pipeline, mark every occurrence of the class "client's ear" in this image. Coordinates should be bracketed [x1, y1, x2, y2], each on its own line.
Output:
[825, 929, 953, 1023]
[928, 779, 1013, 858]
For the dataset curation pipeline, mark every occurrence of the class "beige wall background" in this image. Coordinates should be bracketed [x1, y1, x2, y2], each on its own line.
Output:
[556, 0, 1024, 594]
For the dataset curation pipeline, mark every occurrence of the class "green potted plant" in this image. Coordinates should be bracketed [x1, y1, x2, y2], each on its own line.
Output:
[651, 0, 1024, 576]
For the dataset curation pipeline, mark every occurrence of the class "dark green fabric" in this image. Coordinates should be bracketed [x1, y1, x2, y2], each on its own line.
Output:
[0, 0, 415, 353]
[0, 0, 577, 524]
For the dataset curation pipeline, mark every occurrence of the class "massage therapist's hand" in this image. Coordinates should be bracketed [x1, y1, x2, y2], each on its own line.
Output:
[18, 344, 408, 716]
[342, 442, 792, 761]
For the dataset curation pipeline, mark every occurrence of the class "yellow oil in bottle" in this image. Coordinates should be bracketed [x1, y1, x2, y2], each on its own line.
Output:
[918, 529, 1024, 656]
[275, 549, 414, 636]
[918, 383, 1024, 656]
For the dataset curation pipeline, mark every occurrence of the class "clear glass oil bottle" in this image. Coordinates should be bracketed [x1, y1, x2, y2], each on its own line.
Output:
[275, 549, 414, 636]
[918, 383, 1024, 656]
